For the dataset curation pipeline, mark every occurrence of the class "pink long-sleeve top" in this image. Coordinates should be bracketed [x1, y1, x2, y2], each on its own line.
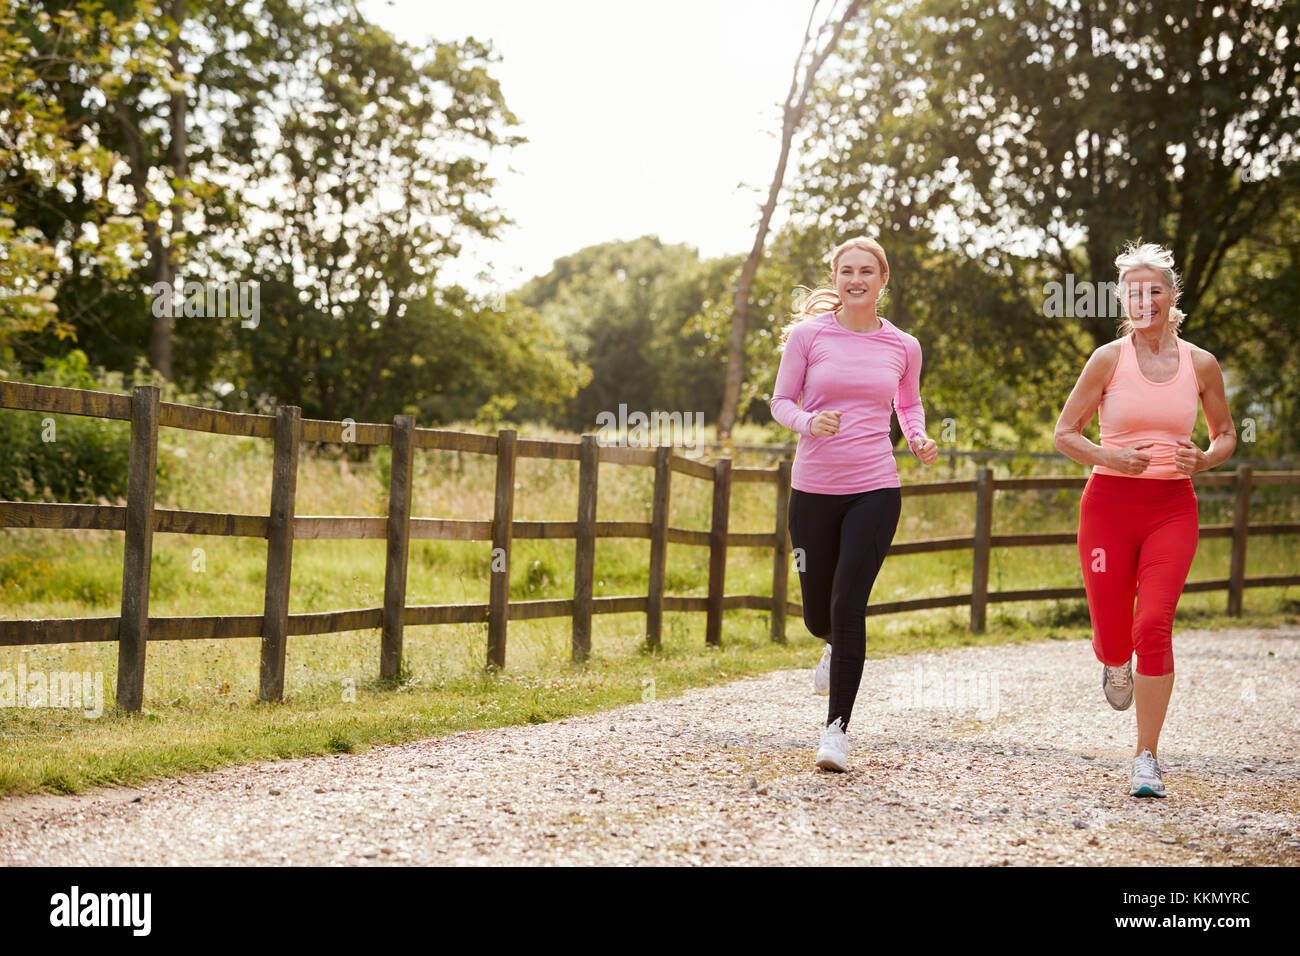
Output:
[769, 312, 926, 494]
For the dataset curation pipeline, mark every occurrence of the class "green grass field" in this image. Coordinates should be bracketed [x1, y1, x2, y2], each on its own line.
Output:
[1, 416, 1296, 795]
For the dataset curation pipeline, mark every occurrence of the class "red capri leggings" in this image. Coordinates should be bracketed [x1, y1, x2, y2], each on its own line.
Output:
[1077, 473, 1199, 677]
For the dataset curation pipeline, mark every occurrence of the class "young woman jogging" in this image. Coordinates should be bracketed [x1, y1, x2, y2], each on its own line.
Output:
[770, 236, 938, 772]
[1054, 241, 1236, 798]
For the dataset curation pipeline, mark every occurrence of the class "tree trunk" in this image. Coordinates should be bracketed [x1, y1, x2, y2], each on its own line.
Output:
[716, 0, 864, 441]
[148, 249, 175, 380]
[151, 0, 188, 383]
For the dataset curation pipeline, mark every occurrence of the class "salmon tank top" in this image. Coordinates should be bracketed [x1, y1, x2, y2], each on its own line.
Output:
[1092, 333, 1200, 480]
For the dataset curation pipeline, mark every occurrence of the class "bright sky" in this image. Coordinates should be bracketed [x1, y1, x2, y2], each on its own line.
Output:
[357, 0, 816, 294]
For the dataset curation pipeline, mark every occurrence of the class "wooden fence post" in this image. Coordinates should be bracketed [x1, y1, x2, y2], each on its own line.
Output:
[488, 428, 517, 670]
[116, 384, 160, 713]
[645, 445, 671, 649]
[572, 434, 598, 662]
[258, 404, 301, 703]
[706, 456, 732, 646]
[1228, 464, 1253, 616]
[771, 457, 792, 642]
[381, 413, 415, 679]
[970, 466, 994, 633]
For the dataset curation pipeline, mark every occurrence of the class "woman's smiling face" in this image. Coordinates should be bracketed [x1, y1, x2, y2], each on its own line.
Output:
[835, 246, 887, 308]
[1122, 266, 1171, 330]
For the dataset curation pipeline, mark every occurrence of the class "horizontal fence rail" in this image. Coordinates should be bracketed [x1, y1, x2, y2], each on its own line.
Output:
[2, 381, 1298, 710]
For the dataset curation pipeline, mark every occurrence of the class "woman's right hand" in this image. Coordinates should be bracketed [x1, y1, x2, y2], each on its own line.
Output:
[1107, 442, 1154, 475]
[809, 410, 842, 437]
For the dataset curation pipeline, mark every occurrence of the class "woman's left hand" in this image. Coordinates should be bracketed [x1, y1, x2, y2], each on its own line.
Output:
[1174, 439, 1208, 475]
[909, 435, 938, 466]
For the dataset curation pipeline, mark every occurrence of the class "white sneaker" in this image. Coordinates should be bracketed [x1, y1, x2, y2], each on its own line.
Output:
[1130, 750, 1166, 798]
[813, 643, 832, 696]
[815, 717, 849, 772]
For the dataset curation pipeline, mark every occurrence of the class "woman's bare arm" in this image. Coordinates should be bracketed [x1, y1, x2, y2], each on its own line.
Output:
[1177, 347, 1237, 474]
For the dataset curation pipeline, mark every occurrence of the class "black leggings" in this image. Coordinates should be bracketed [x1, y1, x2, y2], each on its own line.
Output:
[788, 486, 901, 731]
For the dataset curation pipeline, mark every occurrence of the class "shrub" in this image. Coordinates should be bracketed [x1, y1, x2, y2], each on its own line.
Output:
[0, 350, 175, 503]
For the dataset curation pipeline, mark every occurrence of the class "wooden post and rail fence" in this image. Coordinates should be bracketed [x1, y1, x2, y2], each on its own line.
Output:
[2, 381, 1297, 711]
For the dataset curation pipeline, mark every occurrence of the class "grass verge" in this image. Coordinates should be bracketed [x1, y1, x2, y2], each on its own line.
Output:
[2, 603, 1294, 797]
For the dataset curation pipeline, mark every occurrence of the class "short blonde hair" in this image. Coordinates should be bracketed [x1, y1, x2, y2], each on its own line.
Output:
[1115, 241, 1185, 336]
[779, 237, 890, 347]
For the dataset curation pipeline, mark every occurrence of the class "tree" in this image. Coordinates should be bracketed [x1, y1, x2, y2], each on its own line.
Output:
[205, 2, 581, 424]
[3, 0, 328, 378]
[1195, 190, 1300, 457]
[516, 237, 738, 432]
[768, 0, 1299, 448]
[5, 0, 573, 424]
[0, 0, 171, 358]
[896, 0, 1299, 349]
[238, 278, 582, 426]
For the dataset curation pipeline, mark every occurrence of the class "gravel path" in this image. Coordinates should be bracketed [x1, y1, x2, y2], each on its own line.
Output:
[2, 628, 1297, 866]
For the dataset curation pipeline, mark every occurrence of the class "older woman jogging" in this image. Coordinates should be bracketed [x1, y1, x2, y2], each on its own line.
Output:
[1054, 241, 1236, 798]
